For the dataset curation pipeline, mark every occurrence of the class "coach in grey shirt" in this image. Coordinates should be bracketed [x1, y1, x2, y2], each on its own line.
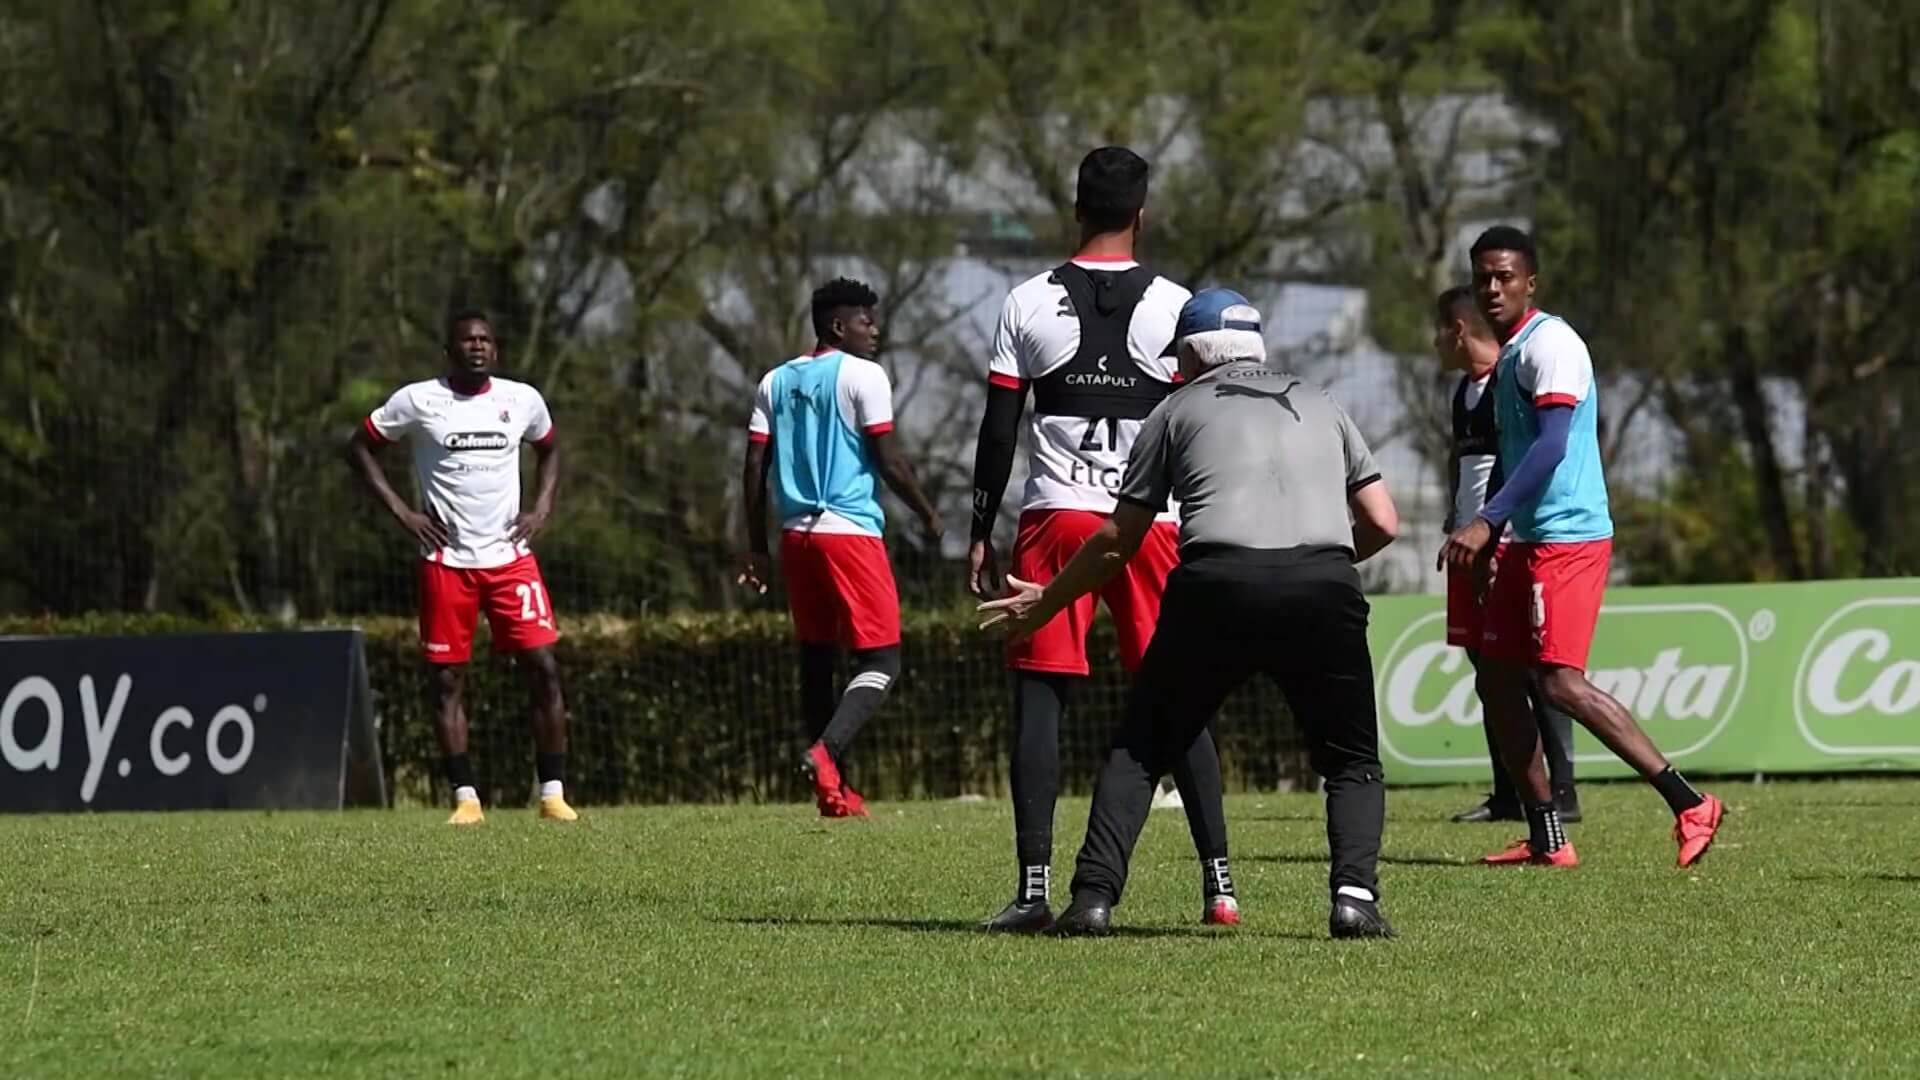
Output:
[982, 288, 1401, 939]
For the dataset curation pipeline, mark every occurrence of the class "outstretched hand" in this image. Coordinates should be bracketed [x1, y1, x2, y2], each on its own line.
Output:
[976, 574, 1049, 642]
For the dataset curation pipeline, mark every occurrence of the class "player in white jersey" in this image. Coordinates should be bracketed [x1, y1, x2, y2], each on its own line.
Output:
[968, 147, 1235, 932]
[349, 311, 576, 825]
[1432, 286, 1581, 825]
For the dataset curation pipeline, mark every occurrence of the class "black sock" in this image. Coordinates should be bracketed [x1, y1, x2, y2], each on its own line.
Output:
[1018, 863, 1050, 905]
[537, 752, 566, 786]
[443, 753, 475, 791]
[1202, 856, 1235, 900]
[1011, 673, 1070, 871]
[1525, 801, 1567, 854]
[798, 644, 838, 744]
[1651, 767, 1704, 815]
[819, 646, 900, 761]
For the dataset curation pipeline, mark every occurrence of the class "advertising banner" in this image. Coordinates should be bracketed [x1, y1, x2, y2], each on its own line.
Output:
[1369, 578, 1920, 784]
[0, 630, 385, 812]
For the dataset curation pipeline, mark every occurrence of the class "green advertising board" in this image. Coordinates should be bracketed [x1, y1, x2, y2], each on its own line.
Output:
[1368, 578, 1920, 784]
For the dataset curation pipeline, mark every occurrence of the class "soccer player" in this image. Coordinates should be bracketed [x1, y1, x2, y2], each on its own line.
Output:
[348, 311, 576, 825]
[738, 278, 943, 819]
[968, 146, 1236, 932]
[1432, 286, 1582, 824]
[980, 288, 1402, 939]
[1439, 227, 1724, 868]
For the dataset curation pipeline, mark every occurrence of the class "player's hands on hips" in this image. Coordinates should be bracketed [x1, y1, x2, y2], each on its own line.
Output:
[1439, 516, 1495, 573]
[508, 508, 550, 544]
[396, 507, 451, 552]
[977, 574, 1048, 641]
[967, 539, 1002, 598]
[736, 552, 771, 596]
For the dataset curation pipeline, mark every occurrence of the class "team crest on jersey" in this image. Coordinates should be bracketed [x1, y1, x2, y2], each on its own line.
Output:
[499, 408, 511, 423]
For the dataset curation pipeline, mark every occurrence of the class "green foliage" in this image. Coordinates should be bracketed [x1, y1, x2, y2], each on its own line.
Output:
[0, 612, 1310, 805]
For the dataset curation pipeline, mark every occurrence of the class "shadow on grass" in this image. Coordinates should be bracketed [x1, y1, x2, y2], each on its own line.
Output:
[1787, 872, 1920, 885]
[719, 916, 1320, 940]
[1243, 852, 1471, 869]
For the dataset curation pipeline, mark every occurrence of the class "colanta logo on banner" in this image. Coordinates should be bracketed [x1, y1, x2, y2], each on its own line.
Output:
[1375, 603, 1749, 768]
[1793, 596, 1920, 757]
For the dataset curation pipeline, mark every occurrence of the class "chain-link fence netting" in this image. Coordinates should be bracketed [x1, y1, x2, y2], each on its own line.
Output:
[9, 2, 1918, 803]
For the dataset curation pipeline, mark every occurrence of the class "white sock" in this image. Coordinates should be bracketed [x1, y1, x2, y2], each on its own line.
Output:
[1336, 885, 1376, 903]
[453, 785, 479, 805]
[539, 780, 564, 799]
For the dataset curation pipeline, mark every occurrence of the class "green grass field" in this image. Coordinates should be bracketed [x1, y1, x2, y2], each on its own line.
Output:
[3, 781, 1916, 1078]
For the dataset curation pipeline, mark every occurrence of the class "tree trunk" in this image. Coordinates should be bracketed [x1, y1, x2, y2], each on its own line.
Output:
[1725, 327, 1805, 579]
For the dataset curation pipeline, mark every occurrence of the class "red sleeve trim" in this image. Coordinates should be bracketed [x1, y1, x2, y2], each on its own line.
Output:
[1534, 393, 1578, 409]
[987, 373, 1028, 391]
[748, 430, 771, 445]
[1170, 372, 1187, 385]
[864, 421, 895, 436]
[530, 426, 556, 447]
[362, 416, 393, 445]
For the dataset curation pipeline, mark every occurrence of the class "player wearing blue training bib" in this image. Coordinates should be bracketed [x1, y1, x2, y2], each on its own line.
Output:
[739, 278, 944, 819]
[1439, 227, 1724, 871]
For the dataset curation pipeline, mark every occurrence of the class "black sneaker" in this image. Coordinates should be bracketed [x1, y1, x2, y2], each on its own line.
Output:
[982, 899, 1054, 934]
[1451, 796, 1523, 823]
[1050, 894, 1113, 937]
[1554, 786, 1583, 823]
[1330, 895, 1396, 940]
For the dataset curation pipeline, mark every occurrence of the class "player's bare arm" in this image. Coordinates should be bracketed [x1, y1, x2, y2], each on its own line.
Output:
[1349, 477, 1399, 563]
[737, 437, 772, 594]
[868, 430, 944, 541]
[347, 425, 450, 550]
[978, 499, 1153, 640]
[508, 436, 561, 544]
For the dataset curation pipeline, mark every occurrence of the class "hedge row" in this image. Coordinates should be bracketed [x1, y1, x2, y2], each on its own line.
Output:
[0, 611, 1311, 806]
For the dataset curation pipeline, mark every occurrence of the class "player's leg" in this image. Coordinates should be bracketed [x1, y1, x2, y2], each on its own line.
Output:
[1529, 669, 1581, 820]
[1108, 520, 1236, 926]
[480, 554, 571, 819]
[1449, 559, 1522, 824]
[810, 534, 903, 781]
[1528, 541, 1721, 864]
[780, 531, 859, 817]
[1474, 544, 1574, 864]
[987, 511, 1101, 930]
[1059, 564, 1249, 936]
[420, 560, 484, 824]
[1267, 563, 1393, 939]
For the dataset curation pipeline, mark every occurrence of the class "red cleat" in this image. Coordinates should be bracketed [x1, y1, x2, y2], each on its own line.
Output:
[1203, 895, 1241, 926]
[1674, 793, 1724, 867]
[1480, 838, 1579, 867]
[802, 743, 868, 819]
[834, 782, 871, 819]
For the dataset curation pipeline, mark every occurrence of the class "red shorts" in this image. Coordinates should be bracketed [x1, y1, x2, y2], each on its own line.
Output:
[1445, 542, 1511, 648]
[781, 530, 901, 650]
[418, 554, 560, 664]
[1479, 539, 1612, 670]
[1006, 509, 1179, 676]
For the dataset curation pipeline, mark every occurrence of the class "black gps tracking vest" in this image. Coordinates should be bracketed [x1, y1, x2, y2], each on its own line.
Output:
[1452, 371, 1499, 458]
[1031, 262, 1172, 421]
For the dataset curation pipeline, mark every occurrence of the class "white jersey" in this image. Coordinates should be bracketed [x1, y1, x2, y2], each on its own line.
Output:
[365, 376, 555, 569]
[990, 257, 1188, 519]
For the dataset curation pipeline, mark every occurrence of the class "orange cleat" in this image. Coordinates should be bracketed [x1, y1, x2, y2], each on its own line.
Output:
[1481, 838, 1579, 867]
[1674, 793, 1724, 867]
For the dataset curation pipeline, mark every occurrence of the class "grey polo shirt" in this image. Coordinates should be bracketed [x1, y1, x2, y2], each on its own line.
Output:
[1116, 360, 1381, 553]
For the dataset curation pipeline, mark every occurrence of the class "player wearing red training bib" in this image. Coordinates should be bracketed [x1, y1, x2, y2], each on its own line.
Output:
[968, 147, 1235, 932]
[348, 311, 575, 826]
